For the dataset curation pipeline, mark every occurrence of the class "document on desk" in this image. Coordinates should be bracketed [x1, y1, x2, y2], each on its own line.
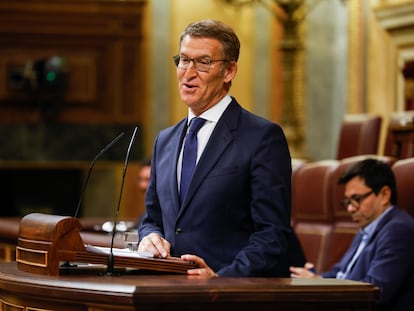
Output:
[80, 244, 196, 274]
[85, 245, 153, 258]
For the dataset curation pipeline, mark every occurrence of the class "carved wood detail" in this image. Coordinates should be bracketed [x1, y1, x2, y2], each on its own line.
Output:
[0, 0, 146, 124]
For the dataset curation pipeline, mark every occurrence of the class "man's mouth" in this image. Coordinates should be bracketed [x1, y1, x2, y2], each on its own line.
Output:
[351, 215, 360, 223]
[183, 83, 197, 89]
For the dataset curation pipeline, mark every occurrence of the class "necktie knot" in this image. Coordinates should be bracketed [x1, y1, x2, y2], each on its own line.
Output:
[188, 117, 206, 135]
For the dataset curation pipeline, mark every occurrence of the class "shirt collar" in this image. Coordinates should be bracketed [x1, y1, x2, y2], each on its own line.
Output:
[361, 205, 394, 238]
[187, 94, 232, 124]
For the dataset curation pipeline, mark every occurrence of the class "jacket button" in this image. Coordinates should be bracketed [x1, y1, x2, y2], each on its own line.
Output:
[175, 228, 182, 235]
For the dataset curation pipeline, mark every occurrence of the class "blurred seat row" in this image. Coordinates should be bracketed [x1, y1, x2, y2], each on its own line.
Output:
[291, 155, 414, 273]
[336, 111, 414, 160]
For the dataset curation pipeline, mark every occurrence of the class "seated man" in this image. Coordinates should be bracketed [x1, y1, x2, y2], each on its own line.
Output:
[136, 158, 151, 194]
[290, 159, 414, 311]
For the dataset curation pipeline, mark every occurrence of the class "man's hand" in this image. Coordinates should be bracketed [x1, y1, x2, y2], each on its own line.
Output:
[138, 233, 170, 258]
[289, 262, 321, 278]
[181, 254, 218, 279]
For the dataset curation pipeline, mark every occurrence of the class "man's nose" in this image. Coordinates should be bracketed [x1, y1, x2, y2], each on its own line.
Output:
[347, 204, 357, 213]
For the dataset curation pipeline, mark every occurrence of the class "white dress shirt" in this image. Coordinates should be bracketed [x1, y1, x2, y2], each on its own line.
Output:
[177, 94, 232, 190]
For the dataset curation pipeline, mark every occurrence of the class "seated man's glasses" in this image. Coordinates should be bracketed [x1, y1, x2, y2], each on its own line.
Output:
[173, 55, 227, 72]
[341, 191, 374, 208]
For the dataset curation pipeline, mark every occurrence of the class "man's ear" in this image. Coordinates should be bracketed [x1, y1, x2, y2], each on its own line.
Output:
[380, 185, 392, 206]
[223, 61, 237, 83]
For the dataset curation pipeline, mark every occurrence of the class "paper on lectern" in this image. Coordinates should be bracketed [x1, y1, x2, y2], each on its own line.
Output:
[85, 244, 153, 258]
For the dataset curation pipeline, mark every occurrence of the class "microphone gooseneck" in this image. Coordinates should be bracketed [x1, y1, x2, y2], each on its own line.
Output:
[74, 132, 125, 219]
[106, 127, 138, 276]
[61, 131, 125, 270]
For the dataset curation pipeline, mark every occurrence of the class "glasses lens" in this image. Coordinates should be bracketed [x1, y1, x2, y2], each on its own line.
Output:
[173, 55, 180, 67]
[194, 59, 210, 72]
[341, 191, 373, 209]
[341, 198, 351, 208]
[175, 56, 192, 70]
[172, 55, 212, 72]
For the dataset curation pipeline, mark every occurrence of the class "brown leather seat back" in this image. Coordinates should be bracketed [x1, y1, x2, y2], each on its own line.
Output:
[392, 158, 414, 217]
[291, 158, 307, 226]
[292, 160, 338, 222]
[337, 114, 382, 160]
[294, 223, 332, 272]
[325, 221, 359, 271]
[292, 160, 339, 272]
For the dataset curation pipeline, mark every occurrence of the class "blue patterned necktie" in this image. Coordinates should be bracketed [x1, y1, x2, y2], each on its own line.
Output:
[180, 117, 206, 204]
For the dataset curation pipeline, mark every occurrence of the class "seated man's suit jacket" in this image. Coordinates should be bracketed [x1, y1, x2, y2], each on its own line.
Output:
[139, 98, 297, 277]
[322, 207, 414, 310]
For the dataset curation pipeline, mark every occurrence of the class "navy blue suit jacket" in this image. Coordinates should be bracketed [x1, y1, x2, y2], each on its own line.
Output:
[323, 207, 414, 310]
[139, 98, 294, 277]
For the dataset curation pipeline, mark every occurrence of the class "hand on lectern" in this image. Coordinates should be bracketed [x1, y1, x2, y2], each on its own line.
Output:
[138, 233, 170, 258]
[181, 254, 218, 279]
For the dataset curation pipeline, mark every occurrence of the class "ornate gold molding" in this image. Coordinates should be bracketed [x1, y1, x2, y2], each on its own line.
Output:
[347, 0, 366, 113]
[374, 0, 414, 111]
[278, 2, 306, 158]
[375, 1, 414, 30]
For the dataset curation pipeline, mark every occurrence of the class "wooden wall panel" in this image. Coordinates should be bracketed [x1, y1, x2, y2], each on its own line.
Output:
[0, 0, 146, 124]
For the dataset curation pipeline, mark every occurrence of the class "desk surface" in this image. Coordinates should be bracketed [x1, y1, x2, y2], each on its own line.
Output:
[0, 262, 380, 311]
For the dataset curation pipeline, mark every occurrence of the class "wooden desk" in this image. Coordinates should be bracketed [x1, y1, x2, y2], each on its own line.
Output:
[0, 262, 379, 311]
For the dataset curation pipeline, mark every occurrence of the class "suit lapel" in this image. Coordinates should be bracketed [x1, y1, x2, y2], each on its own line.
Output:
[168, 119, 188, 216]
[347, 207, 396, 277]
[342, 232, 364, 269]
[179, 100, 240, 214]
[366, 206, 395, 243]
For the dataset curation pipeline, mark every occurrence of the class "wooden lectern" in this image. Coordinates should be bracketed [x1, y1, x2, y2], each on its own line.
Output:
[16, 213, 196, 275]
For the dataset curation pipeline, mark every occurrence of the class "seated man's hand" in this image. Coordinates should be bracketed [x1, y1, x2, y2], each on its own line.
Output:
[290, 262, 321, 278]
[138, 232, 170, 258]
[181, 254, 218, 279]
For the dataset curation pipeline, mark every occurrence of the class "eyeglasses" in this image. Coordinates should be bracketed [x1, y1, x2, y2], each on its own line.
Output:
[173, 55, 227, 72]
[341, 191, 374, 208]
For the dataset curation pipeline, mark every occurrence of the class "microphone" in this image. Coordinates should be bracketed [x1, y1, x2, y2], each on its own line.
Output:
[106, 126, 138, 275]
[73, 132, 125, 219]
[60, 131, 125, 270]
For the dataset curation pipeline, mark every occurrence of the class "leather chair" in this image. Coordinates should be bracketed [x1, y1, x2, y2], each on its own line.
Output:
[292, 160, 339, 272]
[292, 160, 339, 222]
[392, 158, 414, 218]
[293, 223, 332, 272]
[291, 158, 307, 226]
[325, 221, 359, 271]
[292, 158, 307, 173]
[336, 114, 382, 160]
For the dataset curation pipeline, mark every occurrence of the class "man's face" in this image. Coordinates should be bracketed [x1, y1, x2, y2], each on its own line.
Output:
[343, 176, 389, 228]
[137, 165, 151, 193]
[177, 35, 237, 116]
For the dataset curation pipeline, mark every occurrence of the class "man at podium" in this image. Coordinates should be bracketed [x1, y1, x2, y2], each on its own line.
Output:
[138, 19, 301, 277]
